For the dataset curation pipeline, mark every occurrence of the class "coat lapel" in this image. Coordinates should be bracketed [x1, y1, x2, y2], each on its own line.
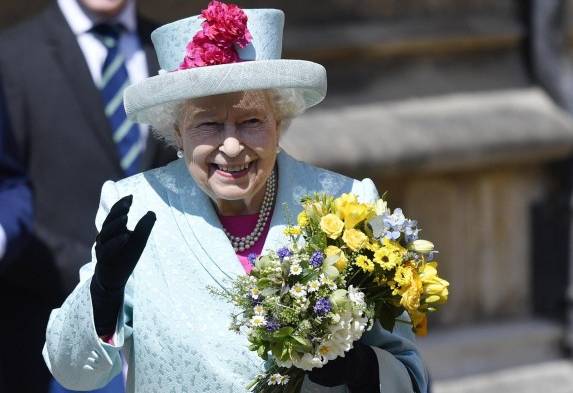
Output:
[166, 160, 244, 291]
[42, 3, 122, 172]
[165, 152, 309, 290]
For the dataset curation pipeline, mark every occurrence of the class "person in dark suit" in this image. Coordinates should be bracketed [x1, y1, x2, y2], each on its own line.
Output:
[0, 78, 33, 270]
[0, 76, 34, 393]
[0, 0, 174, 392]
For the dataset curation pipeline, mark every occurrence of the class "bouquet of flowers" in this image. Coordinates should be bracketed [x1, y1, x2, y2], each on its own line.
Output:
[211, 193, 449, 392]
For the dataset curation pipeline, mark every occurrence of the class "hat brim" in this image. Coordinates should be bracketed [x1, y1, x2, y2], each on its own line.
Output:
[124, 59, 327, 130]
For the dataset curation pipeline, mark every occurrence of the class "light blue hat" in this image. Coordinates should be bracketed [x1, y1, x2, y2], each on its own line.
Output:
[123, 8, 327, 130]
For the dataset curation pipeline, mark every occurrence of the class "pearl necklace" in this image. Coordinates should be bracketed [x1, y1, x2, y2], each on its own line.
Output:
[222, 170, 277, 252]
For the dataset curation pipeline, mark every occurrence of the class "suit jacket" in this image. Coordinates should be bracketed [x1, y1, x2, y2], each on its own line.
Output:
[0, 77, 33, 268]
[0, 1, 175, 296]
[43, 152, 430, 393]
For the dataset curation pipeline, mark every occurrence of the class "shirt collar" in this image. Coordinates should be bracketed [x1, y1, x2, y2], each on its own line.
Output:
[57, 0, 137, 35]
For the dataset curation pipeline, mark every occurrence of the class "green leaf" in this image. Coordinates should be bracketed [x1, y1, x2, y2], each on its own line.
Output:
[291, 336, 312, 352]
[376, 302, 403, 332]
[272, 326, 295, 338]
[271, 342, 285, 361]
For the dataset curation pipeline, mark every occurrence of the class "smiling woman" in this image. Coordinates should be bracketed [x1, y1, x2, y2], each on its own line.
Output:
[176, 91, 281, 216]
[42, 2, 430, 392]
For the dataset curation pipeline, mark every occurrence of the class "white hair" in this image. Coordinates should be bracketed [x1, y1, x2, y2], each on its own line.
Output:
[150, 88, 306, 148]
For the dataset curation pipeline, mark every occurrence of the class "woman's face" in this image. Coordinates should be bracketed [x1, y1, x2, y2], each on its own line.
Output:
[176, 91, 280, 211]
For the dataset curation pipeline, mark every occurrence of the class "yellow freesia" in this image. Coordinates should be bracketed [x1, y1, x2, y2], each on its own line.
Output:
[341, 203, 372, 229]
[334, 193, 358, 217]
[420, 262, 449, 305]
[342, 229, 368, 251]
[408, 239, 434, 254]
[320, 214, 344, 239]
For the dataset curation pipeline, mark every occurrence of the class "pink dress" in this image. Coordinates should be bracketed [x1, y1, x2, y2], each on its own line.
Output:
[217, 211, 273, 274]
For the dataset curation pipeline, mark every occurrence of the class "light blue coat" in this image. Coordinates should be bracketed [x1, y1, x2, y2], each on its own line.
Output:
[43, 152, 430, 393]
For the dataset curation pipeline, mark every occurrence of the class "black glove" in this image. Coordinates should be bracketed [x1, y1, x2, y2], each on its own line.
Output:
[90, 195, 156, 336]
[308, 342, 379, 393]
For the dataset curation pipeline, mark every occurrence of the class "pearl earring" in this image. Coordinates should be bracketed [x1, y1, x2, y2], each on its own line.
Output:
[177, 149, 184, 159]
[276, 146, 282, 154]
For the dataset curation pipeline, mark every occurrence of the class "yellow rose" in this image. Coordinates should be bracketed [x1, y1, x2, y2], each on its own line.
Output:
[297, 211, 309, 227]
[400, 280, 422, 313]
[342, 229, 368, 251]
[320, 214, 344, 239]
[325, 245, 348, 271]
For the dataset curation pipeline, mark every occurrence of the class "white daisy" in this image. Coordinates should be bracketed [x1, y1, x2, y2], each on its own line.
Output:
[268, 374, 280, 385]
[253, 305, 265, 315]
[289, 283, 307, 298]
[278, 375, 290, 385]
[250, 315, 266, 328]
[289, 263, 303, 276]
[250, 287, 261, 300]
[307, 279, 321, 292]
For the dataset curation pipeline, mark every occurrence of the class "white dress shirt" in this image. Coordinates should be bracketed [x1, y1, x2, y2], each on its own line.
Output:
[57, 0, 149, 146]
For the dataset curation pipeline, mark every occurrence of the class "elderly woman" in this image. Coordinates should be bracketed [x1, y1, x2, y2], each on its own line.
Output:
[43, 3, 430, 393]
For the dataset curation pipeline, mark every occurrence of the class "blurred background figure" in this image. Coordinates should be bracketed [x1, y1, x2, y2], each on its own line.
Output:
[0, 0, 174, 392]
[3, 0, 573, 392]
[0, 77, 34, 393]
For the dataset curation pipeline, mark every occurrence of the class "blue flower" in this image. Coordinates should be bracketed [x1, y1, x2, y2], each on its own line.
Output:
[247, 252, 258, 266]
[309, 251, 324, 268]
[266, 318, 281, 332]
[277, 247, 293, 260]
[404, 219, 419, 242]
[383, 208, 407, 240]
[313, 298, 332, 316]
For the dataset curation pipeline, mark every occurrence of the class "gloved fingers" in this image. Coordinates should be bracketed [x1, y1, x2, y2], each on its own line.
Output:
[102, 195, 133, 228]
[97, 214, 128, 243]
[95, 232, 130, 261]
[126, 211, 156, 260]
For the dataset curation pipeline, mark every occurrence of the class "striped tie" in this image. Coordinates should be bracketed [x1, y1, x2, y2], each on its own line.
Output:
[93, 24, 141, 176]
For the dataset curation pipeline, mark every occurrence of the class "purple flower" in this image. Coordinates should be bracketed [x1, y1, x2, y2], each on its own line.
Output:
[309, 251, 324, 268]
[266, 318, 281, 332]
[277, 247, 293, 260]
[247, 252, 258, 266]
[313, 298, 332, 316]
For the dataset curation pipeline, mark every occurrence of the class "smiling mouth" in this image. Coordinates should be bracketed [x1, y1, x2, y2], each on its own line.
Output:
[211, 161, 254, 178]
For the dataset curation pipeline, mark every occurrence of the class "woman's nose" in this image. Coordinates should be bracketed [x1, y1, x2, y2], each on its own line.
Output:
[219, 125, 244, 157]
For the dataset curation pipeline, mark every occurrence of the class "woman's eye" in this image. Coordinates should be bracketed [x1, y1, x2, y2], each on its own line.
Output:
[197, 122, 220, 128]
[242, 118, 262, 126]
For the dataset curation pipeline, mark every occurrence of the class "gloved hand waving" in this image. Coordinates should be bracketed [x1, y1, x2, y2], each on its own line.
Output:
[90, 195, 156, 336]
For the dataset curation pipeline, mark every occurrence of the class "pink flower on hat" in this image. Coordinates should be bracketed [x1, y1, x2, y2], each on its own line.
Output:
[179, 1, 252, 70]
